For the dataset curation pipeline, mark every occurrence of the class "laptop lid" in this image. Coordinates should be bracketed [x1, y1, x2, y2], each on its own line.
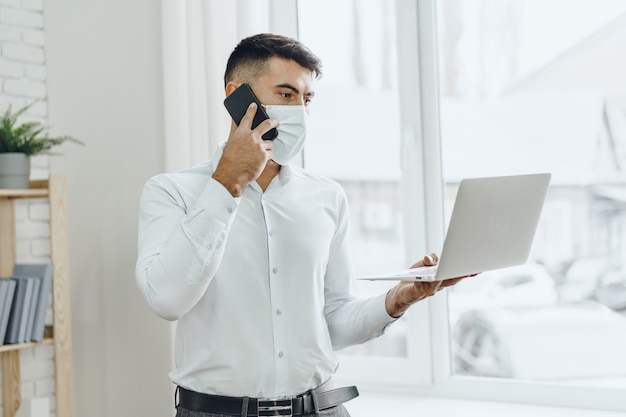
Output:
[358, 173, 551, 282]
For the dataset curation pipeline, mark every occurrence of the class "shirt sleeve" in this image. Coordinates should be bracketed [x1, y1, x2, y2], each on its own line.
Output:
[323, 186, 397, 350]
[135, 175, 239, 321]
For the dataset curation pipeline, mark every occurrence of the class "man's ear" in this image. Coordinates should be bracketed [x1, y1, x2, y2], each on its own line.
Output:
[225, 82, 240, 97]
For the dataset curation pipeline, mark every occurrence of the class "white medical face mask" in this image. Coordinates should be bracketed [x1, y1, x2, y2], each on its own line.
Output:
[264, 105, 307, 165]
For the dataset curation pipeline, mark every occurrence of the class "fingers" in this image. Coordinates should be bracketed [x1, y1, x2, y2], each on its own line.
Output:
[408, 252, 439, 269]
[425, 253, 438, 265]
[257, 118, 279, 138]
[439, 273, 477, 289]
[240, 103, 280, 140]
[412, 276, 461, 297]
[263, 139, 273, 160]
[440, 277, 464, 288]
[411, 280, 443, 298]
[239, 102, 259, 130]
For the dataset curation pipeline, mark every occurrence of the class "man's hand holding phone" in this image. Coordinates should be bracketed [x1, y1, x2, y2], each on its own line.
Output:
[223, 84, 278, 140]
[213, 102, 279, 197]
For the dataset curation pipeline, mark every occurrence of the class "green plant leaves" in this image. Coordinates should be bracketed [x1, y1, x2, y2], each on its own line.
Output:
[0, 101, 83, 156]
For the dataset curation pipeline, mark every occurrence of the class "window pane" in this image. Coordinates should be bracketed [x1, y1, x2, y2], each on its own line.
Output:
[437, 0, 626, 386]
[298, 0, 408, 358]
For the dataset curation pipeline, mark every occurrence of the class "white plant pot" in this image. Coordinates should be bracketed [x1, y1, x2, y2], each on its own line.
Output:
[0, 153, 31, 189]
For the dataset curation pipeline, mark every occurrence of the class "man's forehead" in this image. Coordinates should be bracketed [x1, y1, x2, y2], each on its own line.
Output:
[260, 73, 314, 92]
[265, 57, 313, 76]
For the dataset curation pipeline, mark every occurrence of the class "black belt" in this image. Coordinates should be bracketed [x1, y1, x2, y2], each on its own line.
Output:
[177, 385, 359, 416]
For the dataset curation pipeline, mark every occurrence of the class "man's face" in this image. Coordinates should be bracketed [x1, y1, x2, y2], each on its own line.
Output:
[230, 57, 315, 110]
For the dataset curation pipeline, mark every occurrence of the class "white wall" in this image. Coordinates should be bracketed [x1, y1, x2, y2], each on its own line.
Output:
[44, 0, 172, 416]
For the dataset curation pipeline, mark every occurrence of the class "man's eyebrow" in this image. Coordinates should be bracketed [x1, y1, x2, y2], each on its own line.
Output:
[276, 83, 315, 97]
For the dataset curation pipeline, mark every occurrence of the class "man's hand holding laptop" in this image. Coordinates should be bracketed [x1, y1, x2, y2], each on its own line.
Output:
[384, 253, 476, 318]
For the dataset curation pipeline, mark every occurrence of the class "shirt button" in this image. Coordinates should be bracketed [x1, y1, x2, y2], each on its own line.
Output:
[272, 268, 278, 274]
[227, 206, 233, 214]
[276, 309, 282, 315]
[268, 230, 273, 236]
[207, 243, 213, 250]
[278, 351, 284, 358]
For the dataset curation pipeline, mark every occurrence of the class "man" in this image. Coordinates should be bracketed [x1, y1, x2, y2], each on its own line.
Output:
[136, 33, 464, 417]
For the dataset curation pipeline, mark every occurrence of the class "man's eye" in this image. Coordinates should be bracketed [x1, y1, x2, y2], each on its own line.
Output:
[281, 92, 292, 98]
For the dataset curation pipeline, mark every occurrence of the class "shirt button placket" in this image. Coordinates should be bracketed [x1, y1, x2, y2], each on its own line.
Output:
[263, 193, 288, 389]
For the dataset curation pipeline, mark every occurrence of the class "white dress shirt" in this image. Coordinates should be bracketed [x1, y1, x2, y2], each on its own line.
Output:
[136, 144, 396, 398]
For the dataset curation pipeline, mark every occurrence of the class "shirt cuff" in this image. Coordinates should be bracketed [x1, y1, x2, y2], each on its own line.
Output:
[369, 292, 399, 335]
[200, 177, 241, 213]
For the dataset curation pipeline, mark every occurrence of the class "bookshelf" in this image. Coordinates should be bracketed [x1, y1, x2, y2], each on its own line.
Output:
[0, 176, 73, 417]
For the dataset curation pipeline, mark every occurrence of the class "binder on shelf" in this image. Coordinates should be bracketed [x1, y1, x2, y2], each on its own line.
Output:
[17, 277, 35, 343]
[4, 277, 30, 344]
[0, 280, 9, 330]
[0, 279, 17, 345]
[13, 264, 53, 342]
[24, 276, 40, 342]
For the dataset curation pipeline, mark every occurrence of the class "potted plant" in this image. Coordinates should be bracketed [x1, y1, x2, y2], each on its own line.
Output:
[0, 101, 82, 189]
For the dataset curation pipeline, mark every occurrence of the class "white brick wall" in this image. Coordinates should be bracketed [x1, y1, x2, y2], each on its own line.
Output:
[1, 0, 56, 415]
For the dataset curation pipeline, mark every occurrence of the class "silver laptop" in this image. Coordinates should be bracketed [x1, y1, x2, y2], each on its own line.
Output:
[358, 173, 551, 282]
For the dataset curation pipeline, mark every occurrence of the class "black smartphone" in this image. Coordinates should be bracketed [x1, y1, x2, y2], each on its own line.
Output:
[223, 84, 278, 140]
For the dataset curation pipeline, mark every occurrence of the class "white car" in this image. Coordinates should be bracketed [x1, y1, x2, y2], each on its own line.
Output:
[593, 269, 626, 311]
[447, 263, 559, 325]
[452, 301, 626, 381]
[558, 257, 618, 303]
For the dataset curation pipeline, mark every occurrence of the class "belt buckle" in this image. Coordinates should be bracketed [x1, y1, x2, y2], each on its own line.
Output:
[257, 397, 293, 417]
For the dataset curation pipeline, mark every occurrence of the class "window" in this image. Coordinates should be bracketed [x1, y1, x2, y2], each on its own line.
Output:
[434, 0, 626, 410]
[293, 0, 626, 411]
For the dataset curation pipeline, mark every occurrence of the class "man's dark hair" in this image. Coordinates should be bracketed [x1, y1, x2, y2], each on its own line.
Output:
[224, 33, 322, 86]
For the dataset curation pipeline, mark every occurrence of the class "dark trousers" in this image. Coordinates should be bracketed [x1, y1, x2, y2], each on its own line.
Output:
[175, 404, 351, 417]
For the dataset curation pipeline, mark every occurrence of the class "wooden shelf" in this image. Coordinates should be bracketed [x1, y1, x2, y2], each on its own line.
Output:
[0, 339, 53, 353]
[0, 189, 49, 198]
[0, 176, 73, 417]
[0, 180, 50, 198]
